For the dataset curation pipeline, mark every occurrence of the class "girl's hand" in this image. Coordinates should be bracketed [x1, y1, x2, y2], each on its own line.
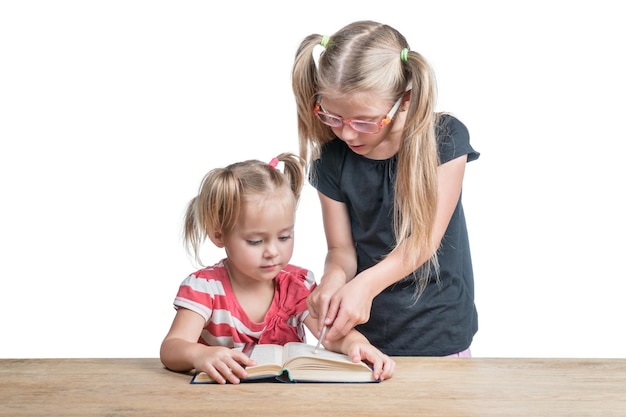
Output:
[323, 278, 374, 341]
[161, 308, 256, 384]
[307, 271, 346, 335]
[193, 346, 257, 385]
[347, 342, 396, 381]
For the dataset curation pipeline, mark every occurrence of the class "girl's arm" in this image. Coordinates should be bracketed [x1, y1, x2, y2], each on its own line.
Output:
[322, 154, 469, 341]
[160, 308, 255, 384]
[306, 192, 357, 334]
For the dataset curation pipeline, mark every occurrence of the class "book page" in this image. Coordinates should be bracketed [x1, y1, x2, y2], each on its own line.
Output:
[244, 344, 284, 377]
[249, 344, 283, 366]
[283, 342, 359, 366]
[282, 342, 318, 362]
[281, 342, 375, 382]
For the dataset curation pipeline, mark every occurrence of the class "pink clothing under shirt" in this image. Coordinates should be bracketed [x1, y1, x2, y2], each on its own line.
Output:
[173, 260, 316, 349]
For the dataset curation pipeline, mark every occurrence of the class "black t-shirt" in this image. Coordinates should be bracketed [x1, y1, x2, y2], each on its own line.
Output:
[310, 114, 480, 356]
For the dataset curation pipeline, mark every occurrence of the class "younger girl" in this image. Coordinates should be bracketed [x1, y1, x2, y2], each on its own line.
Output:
[292, 21, 480, 356]
[160, 152, 395, 384]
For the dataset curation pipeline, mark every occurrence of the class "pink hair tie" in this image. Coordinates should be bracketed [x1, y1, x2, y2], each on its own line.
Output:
[268, 157, 284, 173]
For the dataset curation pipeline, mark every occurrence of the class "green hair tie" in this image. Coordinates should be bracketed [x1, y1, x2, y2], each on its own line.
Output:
[400, 48, 409, 62]
[320, 35, 330, 47]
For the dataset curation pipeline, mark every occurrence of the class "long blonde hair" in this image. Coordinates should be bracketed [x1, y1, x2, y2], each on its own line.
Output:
[291, 20, 440, 295]
[183, 152, 306, 265]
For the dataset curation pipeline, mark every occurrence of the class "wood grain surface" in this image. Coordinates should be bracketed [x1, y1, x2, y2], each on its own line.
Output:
[1, 357, 625, 416]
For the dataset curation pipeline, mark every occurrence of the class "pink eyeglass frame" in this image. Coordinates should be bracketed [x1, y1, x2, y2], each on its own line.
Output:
[313, 95, 403, 134]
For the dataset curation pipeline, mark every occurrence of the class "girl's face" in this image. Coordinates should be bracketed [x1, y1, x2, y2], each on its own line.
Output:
[320, 94, 406, 160]
[222, 193, 296, 285]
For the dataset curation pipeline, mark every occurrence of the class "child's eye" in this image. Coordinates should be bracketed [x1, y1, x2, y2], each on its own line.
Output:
[246, 240, 262, 245]
[279, 235, 293, 242]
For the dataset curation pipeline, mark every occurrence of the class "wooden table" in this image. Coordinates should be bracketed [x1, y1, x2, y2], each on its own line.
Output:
[1, 357, 625, 416]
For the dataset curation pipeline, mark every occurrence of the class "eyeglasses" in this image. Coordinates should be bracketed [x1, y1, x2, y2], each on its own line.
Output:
[313, 96, 403, 134]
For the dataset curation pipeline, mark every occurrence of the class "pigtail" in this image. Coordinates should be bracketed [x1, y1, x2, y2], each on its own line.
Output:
[395, 49, 441, 297]
[182, 196, 202, 263]
[274, 152, 306, 204]
[292, 35, 335, 165]
[183, 168, 242, 266]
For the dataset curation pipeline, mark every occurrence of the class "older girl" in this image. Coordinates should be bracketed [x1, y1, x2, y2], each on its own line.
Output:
[292, 21, 480, 357]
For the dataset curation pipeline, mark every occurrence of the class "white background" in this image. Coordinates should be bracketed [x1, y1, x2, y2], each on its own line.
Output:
[1, 1, 624, 359]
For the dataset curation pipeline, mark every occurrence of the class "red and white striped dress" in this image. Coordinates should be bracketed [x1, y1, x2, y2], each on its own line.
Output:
[173, 259, 316, 349]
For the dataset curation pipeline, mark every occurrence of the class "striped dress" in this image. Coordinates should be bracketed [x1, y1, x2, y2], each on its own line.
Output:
[173, 259, 316, 349]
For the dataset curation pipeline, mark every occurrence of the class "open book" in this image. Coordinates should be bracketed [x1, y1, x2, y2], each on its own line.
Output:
[190, 342, 379, 384]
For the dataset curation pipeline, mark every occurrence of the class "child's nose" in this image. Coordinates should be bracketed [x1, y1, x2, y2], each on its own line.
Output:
[341, 123, 359, 138]
[264, 242, 278, 257]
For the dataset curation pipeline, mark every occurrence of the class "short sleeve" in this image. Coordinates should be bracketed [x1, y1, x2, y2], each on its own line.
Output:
[437, 115, 480, 165]
[309, 139, 347, 202]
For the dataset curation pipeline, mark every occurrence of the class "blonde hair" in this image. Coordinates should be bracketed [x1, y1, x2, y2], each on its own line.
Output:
[291, 20, 441, 296]
[183, 152, 306, 265]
